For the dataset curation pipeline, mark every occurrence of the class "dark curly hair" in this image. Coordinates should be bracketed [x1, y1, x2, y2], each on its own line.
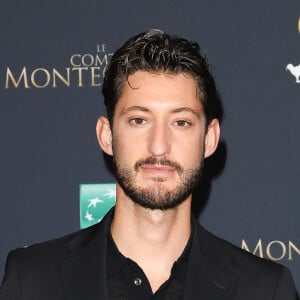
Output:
[102, 29, 219, 128]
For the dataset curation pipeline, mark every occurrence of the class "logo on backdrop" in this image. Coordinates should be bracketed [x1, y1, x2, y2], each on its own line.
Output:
[80, 183, 116, 229]
[3, 44, 113, 89]
[285, 17, 300, 84]
[242, 239, 299, 261]
[286, 64, 300, 83]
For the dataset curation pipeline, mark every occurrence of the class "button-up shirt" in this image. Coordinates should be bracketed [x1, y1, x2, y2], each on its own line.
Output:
[107, 227, 193, 300]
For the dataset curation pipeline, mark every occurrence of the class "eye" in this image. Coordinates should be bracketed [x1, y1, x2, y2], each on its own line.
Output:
[129, 118, 147, 126]
[174, 120, 191, 127]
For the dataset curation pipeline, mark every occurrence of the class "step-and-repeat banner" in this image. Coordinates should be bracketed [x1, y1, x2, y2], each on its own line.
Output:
[1, 0, 299, 292]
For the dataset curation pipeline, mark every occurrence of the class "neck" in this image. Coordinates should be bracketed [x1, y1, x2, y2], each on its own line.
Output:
[110, 184, 192, 292]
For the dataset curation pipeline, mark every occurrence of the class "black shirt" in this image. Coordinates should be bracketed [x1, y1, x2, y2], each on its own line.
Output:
[107, 227, 193, 300]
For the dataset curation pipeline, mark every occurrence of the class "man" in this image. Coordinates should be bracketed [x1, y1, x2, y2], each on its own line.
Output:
[0, 30, 298, 299]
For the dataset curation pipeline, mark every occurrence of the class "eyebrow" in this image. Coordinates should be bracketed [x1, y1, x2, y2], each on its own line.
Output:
[171, 107, 201, 118]
[120, 105, 201, 118]
[120, 105, 150, 116]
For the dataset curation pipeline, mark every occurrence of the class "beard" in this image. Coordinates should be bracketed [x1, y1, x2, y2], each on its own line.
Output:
[113, 155, 204, 210]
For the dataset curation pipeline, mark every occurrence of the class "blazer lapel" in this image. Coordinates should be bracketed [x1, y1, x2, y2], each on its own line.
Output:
[59, 209, 114, 300]
[184, 220, 238, 300]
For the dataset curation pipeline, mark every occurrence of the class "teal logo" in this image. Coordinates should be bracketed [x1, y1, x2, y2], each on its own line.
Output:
[80, 183, 116, 229]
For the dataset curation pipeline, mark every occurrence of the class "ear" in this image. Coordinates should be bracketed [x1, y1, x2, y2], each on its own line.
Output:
[96, 116, 113, 156]
[204, 118, 220, 158]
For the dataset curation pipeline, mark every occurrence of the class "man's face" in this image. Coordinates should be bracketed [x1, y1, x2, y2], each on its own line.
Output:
[108, 71, 213, 210]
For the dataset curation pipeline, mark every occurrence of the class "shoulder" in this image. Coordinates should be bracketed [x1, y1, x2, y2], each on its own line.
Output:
[1, 211, 113, 298]
[194, 222, 298, 298]
[0, 226, 98, 298]
[6, 223, 98, 269]
[6, 208, 113, 269]
[195, 221, 282, 273]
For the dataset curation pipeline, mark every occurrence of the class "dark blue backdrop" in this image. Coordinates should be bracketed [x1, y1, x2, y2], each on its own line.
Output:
[0, 0, 299, 292]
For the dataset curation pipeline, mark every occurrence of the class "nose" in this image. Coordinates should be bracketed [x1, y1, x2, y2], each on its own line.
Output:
[148, 123, 171, 156]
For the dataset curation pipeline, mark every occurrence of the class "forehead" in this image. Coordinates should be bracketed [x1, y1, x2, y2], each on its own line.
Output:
[115, 71, 203, 113]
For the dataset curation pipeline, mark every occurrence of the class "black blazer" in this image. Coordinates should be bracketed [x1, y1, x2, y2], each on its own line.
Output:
[0, 209, 298, 299]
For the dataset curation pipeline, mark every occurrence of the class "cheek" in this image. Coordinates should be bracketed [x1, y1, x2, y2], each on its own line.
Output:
[183, 137, 205, 164]
[112, 137, 138, 165]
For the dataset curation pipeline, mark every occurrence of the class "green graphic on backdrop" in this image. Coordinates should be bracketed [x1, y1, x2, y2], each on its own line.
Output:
[80, 183, 116, 229]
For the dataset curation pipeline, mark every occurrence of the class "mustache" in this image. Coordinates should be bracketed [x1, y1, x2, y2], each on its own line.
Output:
[134, 156, 183, 174]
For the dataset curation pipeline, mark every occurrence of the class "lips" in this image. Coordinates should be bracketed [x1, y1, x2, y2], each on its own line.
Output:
[134, 157, 183, 174]
[140, 164, 176, 175]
